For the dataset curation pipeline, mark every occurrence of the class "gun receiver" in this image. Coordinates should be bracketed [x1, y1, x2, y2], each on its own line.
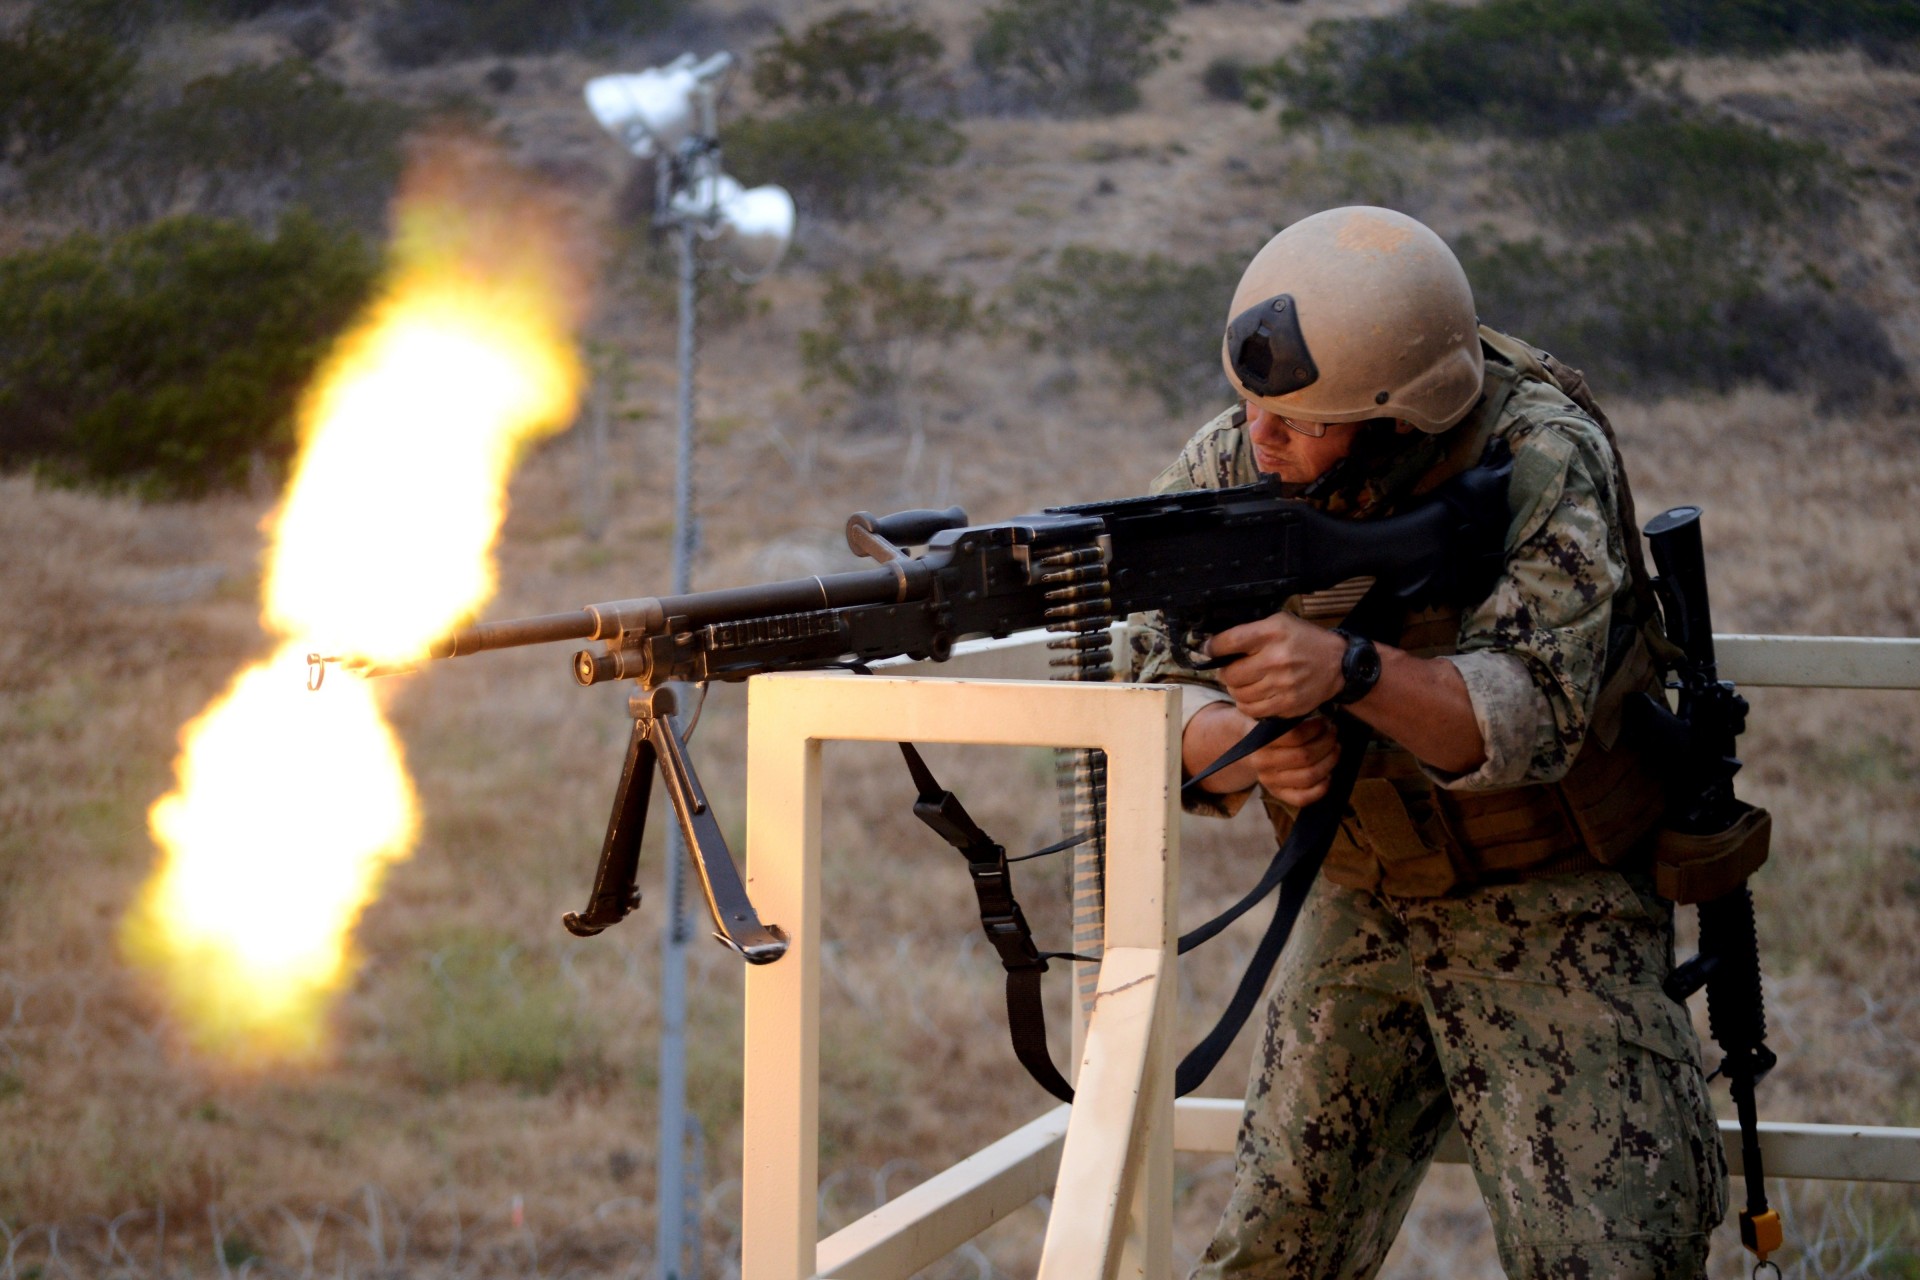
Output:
[310, 443, 1513, 960]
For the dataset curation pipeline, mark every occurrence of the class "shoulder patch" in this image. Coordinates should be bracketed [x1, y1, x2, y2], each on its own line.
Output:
[1502, 416, 1577, 549]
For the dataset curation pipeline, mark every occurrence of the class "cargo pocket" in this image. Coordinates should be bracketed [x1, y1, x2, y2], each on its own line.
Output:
[1608, 987, 1729, 1239]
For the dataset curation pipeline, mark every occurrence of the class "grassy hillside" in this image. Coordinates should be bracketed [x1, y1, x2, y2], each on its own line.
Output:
[1, 0, 1916, 1275]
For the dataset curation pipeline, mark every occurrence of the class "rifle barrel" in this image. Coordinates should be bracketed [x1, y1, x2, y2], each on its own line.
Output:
[428, 564, 928, 661]
[432, 610, 598, 659]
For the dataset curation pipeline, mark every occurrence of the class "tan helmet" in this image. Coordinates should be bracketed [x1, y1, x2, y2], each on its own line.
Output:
[1221, 206, 1483, 434]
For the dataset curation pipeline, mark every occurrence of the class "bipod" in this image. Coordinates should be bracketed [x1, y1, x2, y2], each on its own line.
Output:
[563, 684, 789, 964]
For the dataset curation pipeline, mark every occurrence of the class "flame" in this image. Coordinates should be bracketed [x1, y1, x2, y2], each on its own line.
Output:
[126, 146, 584, 1064]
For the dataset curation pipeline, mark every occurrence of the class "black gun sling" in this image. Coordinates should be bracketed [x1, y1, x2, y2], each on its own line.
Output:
[884, 579, 1402, 1104]
[895, 717, 1373, 1103]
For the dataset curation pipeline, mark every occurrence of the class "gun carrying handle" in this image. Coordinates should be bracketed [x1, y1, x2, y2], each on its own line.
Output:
[847, 507, 968, 564]
[564, 716, 655, 937]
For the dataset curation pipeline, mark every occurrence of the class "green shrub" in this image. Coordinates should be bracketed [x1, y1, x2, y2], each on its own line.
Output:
[727, 9, 962, 221]
[1012, 246, 1242, 411]
[1651, 0, 1920, 54]
[374, 0, 682, 68]
[972, 0, 1179, 115]
[0, 13, 135, 163]
[750, 7, 947, 109]
[724, 105, 962, 221]
[0, 213, 379, 498]
[1262, 128, 1461, 220]
[1519, 109, 1849, 238]
[1458, 231, 1904, 408]
[799, 260, 978, 428]
[30, 61, 413, 235]
[1201, 56, 1247, 103]
[1255, 0, 1670, 135]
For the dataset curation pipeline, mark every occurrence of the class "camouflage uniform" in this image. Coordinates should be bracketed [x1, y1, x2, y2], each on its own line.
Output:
[1132, 337, 1729, 1278]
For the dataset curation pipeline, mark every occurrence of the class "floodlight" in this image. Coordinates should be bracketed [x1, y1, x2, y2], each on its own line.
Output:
[669, 172, 796, 280]
[584, 52, 733, 160]
[711, 183, 796, 280]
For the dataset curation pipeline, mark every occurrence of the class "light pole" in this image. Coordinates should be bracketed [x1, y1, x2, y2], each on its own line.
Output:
[585, 55, 794, 1280]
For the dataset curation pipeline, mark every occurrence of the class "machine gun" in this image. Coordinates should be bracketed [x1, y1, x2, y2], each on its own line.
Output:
[311, 443, 1513, 968]
[1630, 506, 1782, 1271]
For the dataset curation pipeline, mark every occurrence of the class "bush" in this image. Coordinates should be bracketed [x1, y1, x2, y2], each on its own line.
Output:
[1013, 246, 1243, 412]
[972, 0, 1179, 115]
[374, 0, 682, 68]
[724, 106, 961, 221]
[726, 9, 961, 221]
[1256, 0, 1670, 135]
[0, 213, 379, 498]
[0, 13, 135, 164]
[798, 261, 978, 428]
[1520, 108, 1848, 239]
[1201, 56, 1246, 103]
[1458, 231, 1904, 409]
[1651, 0, 1920, 54]
[750, 7, 947, 110]
[30, 61, 413, 236]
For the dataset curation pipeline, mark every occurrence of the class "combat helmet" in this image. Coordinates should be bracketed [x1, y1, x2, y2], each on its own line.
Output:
[1222, 206, 1483, 434]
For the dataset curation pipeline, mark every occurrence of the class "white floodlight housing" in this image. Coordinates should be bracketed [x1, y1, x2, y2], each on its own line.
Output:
[670, 172, 796, 281]
[584, 52, 733, 160]
[712, 183, 796, 280]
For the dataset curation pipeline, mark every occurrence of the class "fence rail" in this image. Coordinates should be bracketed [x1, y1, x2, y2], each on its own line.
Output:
[834, 630, 1920, 1279]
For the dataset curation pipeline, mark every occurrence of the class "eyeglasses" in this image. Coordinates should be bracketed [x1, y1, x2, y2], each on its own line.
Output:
[1273, 412, 1328, 438]
[1248, 405, 1330, 438]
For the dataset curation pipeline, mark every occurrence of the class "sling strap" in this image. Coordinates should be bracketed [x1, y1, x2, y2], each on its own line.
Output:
[888, 585, 1405, 1102]
[898, 739, 1084, 1103]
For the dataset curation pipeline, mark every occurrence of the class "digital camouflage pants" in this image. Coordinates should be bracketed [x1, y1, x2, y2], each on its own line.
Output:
[1192, 870, 1728, 1280]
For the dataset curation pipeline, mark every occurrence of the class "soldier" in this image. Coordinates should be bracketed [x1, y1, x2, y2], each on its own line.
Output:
[1129, 207, 1729, 1278]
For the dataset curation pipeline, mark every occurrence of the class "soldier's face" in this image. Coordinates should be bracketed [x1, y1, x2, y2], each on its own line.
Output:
[1244, 402, 1364, 483]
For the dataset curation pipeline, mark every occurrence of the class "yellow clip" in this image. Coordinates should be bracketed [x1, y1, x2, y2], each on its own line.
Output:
[1740, 1208, 1784, 1261]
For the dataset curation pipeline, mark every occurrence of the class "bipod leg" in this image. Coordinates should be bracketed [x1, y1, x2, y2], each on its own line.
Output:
[646, 687, 790, 965]
[563, 703, 659, 937]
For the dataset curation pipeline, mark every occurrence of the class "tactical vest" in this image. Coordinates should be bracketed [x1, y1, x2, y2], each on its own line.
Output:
[1278, 330, 1671, 898]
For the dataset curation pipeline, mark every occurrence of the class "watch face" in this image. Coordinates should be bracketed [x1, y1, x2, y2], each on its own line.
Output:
[1354, 644, 1382, 682]
[1340, 633, 1381, 703]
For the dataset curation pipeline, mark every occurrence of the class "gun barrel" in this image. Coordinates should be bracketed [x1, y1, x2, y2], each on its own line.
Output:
[428, 563, 931, 663]
[431, 610, 599, 659]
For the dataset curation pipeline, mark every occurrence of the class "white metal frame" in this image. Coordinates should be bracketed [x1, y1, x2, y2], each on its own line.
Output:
[744, 634, 1920, 1280]
[741, 672, 1182, 1280]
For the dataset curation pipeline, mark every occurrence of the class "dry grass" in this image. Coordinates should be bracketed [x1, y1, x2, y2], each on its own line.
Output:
[2, 1, 1918, 1276]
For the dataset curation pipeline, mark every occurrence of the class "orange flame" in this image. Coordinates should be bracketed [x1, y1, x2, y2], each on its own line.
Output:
[126, 146, 585, 1064]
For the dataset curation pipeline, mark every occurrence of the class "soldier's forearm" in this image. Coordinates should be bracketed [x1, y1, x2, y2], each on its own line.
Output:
[1348, 645, 1487, 775]
[1184, 701, 1261, 793]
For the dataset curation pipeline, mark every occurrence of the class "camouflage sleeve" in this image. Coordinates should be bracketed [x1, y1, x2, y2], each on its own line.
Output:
[1422, 413, 1626, 791]
[1126, 406, 1257, 817]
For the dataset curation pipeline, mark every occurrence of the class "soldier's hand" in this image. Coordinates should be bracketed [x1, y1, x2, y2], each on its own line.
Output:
[1184, 702, 1341, 807]
[1245, 714, 1341, 806]
[1208, 612, 1348, 720]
